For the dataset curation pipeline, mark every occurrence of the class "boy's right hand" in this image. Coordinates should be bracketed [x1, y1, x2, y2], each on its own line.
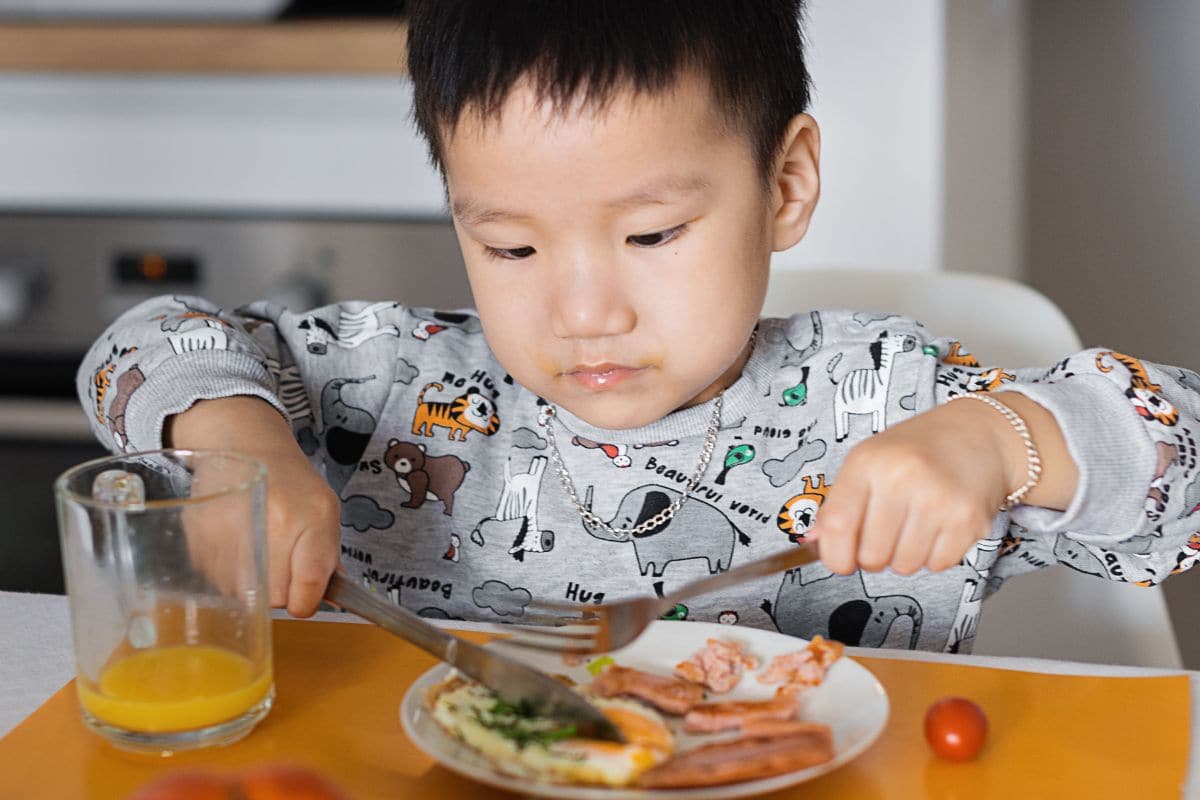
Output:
[166, 396, 340, 618]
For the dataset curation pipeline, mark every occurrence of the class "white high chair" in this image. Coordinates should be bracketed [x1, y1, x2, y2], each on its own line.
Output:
[763, 267, 1183, 669]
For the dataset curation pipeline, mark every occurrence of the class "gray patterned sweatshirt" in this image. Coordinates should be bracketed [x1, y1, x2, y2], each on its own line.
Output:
[77, 296, 1200, 653]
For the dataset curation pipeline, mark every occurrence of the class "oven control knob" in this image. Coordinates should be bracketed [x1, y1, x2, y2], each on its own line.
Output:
[0, 263, 42, 327]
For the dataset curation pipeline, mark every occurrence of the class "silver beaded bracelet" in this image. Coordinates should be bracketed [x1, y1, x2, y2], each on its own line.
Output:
[951, 392, 1043, 511]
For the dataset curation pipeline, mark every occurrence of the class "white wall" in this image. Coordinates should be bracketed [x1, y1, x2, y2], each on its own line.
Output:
[942, 1, 1027, 280]
[0, 2, 953, 273]
[775, 0, 945, 273]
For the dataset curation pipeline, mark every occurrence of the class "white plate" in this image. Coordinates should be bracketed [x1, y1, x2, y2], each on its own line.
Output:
[400, 621, 889, 799]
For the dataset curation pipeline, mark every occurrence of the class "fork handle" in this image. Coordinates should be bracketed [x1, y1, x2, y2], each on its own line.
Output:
[324, 571, 454, 662]
[663, 544, 819, 605]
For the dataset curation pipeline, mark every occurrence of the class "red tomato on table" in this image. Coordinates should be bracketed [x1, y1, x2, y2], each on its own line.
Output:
[924, 697, 988, 761]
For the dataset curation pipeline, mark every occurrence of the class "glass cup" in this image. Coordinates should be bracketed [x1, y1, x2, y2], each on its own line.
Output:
[55, 449, 273, 753]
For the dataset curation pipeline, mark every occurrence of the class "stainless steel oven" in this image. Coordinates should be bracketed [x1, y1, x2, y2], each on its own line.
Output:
[0, 210, 470, 592]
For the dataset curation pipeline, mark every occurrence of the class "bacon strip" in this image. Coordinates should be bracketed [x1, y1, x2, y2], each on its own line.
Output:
[759, 636, 845, 688]
[637, 727, 835, 788]
[682, 688, 800, 733]
[674, 638, 759, 694]
[588, 665, 704, 715]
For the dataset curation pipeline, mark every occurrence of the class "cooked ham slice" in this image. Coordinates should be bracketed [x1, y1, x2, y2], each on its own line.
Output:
[759, 635, 845, 688]
[637, 726, 835, 788]
[682, 687, 800, 733]
[673, 638, 759, 694]
[589, 665, 704, 715]
[739, 718, 833, 737]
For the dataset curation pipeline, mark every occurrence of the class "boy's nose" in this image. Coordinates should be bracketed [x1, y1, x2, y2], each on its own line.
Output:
[549, 261, 637, 340]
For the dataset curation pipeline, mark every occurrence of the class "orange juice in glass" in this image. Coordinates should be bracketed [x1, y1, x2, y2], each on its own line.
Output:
[56, 450, 273, 753]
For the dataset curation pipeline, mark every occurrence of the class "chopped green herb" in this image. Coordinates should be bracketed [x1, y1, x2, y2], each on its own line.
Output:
[586, 656, 615, 676]
[472, 704, 578, 749]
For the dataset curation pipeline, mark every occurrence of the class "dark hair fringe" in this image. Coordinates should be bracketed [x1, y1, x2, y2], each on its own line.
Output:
[407, 1, 812, 179]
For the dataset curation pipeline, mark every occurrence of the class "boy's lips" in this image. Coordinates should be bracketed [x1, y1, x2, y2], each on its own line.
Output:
[563, 362, 647, 391]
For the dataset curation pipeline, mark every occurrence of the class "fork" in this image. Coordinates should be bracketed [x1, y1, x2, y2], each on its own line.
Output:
[503, 543, 820, 656]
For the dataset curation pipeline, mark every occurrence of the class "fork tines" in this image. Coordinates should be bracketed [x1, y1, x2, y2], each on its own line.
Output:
[502, 604, 607, 655]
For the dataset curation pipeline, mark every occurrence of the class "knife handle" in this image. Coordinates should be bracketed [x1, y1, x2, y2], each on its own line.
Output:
[324, 571, 454, 662]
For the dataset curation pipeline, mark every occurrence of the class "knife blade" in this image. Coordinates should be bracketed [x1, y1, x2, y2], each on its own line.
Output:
[324, 571, 624, 742]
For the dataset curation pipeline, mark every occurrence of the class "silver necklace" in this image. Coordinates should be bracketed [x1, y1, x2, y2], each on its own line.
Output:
[543, 392, 723, 539]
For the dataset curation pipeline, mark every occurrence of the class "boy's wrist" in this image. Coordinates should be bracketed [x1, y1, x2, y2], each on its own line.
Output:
[955, 392, 1041, 508]
[982, 391, 1076, 511]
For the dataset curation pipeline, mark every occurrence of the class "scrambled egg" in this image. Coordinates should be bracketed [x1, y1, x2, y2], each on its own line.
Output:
[430, 678, 675, 787]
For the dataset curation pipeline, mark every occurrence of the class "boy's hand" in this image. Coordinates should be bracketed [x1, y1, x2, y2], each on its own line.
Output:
[166, 396, 341, 617]
[810, 393, 1078, 575]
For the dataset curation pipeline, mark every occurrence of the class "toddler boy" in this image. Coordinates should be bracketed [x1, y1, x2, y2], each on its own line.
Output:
[77, 1, 1200, 654]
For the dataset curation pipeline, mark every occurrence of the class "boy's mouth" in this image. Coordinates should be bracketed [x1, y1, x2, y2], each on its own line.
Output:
[563, 363, 647, 391]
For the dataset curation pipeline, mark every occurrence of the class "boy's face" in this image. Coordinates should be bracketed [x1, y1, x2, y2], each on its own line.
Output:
[443, 73, 799, 430]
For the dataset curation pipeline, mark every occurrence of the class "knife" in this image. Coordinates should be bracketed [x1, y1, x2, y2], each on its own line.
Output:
[324, 571, 625, 742]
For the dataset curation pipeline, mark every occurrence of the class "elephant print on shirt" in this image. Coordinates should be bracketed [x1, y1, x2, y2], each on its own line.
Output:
[763, 567, 924, 649]
[775, 311, 824, 369]
[580, 484, 750, 577]
[826, 331, 917, 442]
[318, 375, 377, 492]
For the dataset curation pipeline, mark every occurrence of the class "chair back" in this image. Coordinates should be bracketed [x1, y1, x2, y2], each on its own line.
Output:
[763, 267, 1182, 668]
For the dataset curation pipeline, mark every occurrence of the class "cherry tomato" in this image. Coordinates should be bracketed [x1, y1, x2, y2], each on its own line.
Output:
[924, 697, 988, 761]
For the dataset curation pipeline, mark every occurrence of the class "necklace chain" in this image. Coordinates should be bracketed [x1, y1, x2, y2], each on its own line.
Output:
[543, 393, 723, 539]
[543, 328, 756, 539]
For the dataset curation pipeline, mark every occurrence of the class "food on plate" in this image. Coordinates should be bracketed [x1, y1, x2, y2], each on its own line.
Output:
[674, 638, 758, 693]
[637, 726, 835, 789]
[682, 687, 800, 733]
[588, 664, 704, 715]
[425, 635, 849, 789]
[428, 675, 675, 787]
[924, 696, 988, 761]
[759, 635, 844, 688]
[739, 718, 839, 737]
[127, 764, 353, 800]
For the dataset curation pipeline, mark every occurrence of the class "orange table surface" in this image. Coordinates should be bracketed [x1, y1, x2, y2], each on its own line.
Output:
[0, 618, 1189, 800]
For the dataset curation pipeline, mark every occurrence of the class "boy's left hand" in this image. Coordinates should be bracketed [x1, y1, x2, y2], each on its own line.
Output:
[808, 393, 1077, 575]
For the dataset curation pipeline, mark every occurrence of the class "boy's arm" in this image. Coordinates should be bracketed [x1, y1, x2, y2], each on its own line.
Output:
[166, 395, 340, 617]
[76, 295, 290, 454]
[933, 345, 1200, 585]
[809, 327, 1200, 584]
[76, 294, 410, 615]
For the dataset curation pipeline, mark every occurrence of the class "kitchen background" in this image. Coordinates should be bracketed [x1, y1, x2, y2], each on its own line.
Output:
[0, 1, 1196, 662]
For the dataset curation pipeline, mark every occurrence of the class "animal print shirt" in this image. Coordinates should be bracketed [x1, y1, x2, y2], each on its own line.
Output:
[77, 295, 1200, 654]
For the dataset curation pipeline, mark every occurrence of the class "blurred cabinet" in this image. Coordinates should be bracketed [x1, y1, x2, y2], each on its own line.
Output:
[0, 21, 408, 74]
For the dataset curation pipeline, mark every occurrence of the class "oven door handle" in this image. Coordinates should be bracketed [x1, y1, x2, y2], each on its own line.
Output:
[0, 399, 95, 443]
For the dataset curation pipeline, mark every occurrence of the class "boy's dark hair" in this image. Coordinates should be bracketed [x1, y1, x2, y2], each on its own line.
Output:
[406, 1, 812, 181]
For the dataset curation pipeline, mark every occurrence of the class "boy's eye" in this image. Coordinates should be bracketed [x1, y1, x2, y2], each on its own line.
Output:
[484, 245, 536, 261]
[627, 224, 687, 248]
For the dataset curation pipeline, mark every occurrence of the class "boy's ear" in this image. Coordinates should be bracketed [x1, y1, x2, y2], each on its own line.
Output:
[771, 113, 821, 252]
